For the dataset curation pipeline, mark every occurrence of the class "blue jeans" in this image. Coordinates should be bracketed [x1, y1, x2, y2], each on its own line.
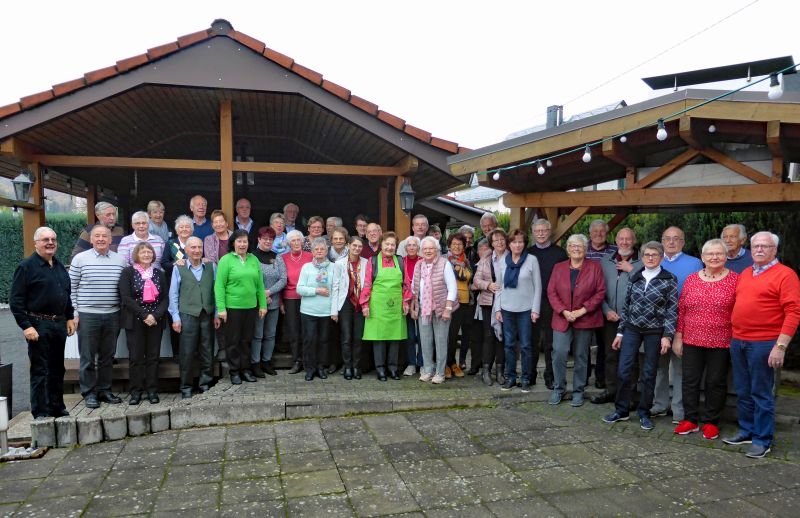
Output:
[252, 308, 280, 363]
[501, 310, 532, 384]
[77, 311, 120, 397]
[405, 315, 423, 367]
[615, 328, 661, 417]
[730, 339, 776, 447]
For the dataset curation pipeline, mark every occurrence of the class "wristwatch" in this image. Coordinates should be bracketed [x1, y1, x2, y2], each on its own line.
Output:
[776, 343, 788, 351]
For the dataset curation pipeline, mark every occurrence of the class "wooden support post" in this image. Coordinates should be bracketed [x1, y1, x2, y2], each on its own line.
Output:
[509, 206, 525, 232]
[393, 178, 410, 240]
[552, 207, 590, 244]
[633, 149, 699, 189]
[22, 163, 45, 256]
[219, 100, 234, 226]
[767, 120, 784, 183]
[378, 186, 388, 231]
[699, 147, 769, 184]
[624, 167, 636, 188]
[678, 116, 710, 150]
[542, 208, 559, 226]
[86, 184, 97, 225]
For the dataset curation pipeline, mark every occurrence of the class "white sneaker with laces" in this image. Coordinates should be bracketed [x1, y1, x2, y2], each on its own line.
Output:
[403, 365, 417, 377]
[419, 372, 433, 382]
[431, 374, 445, 384]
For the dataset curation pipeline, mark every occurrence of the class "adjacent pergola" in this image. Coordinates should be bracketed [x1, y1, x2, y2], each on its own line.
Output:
[0, 19, 467, 255]
[448, 89, 800, 241]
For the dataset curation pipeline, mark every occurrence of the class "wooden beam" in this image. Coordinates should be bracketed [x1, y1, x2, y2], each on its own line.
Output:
[699, 147, 769, 184]
[601, 138, 639, 167]
[0, 137, 35, 161]
[0, 197, 38, 210]
[22, 163, 45, 256]
[633, 148, 699, 189]
[624, 167, 636, 188]
[504, 183, 800, 208]
[234, 161, 404, 177]
[393, 178, 410, 240]
[767, 121, 783, 183]
[542, 208, 559, 226]
[678, 116, 710, 150]
[378, 186, 388, 232]
[219, 100, 234, 224]
[396, 155, 419, 174]
[553, 207, 590, 243]
[607, 212, 629, 232]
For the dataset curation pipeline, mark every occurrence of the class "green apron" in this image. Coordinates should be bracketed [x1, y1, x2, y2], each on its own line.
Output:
[363, 253, 407, 341]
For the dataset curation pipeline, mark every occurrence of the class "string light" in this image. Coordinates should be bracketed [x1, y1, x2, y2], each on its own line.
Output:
[537, 161, 545, 175]
[492, 171, 500, 181]
[768, 73, 783, 100]
[656, 119, 668, 141]
[546, 159, 553, 167]
[619, 135, 627, 143]
[582, 146, 592, 163]
[708, 124, 716, 133]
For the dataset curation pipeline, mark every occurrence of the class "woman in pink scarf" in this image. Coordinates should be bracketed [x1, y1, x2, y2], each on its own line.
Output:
[411, 236, 459, 384]
[119, 242, 169, 405]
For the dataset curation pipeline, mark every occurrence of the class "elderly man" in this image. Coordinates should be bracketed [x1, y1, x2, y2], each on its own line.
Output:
[585, 219, 618, 261]
[190, 195, 213, 242]
[653, 226, 703, 422]
[721, 224, 754, 274]
[235, 198, 258, 250]
[527, 218, 567, 388]
[592, 227, 643, 404]
[10, 227, 76, 418]
[398, 214, 429, 257]
[147, 200, 171, 243]
[361, 223, 382, 259]
[723, 232, 800, 457]
[69, 201, 126, 262]
[168, 237, 219, 398]
[69, 225, 127, 409]
[283, 202, 303, 234]
[479, 212, 498, 239]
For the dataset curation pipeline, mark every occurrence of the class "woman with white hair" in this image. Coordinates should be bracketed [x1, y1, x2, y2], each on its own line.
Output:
[163, 215, 196, 274]
[269, 212, 289, 255]
[411, 236, 458, 384]
[546, 234, 606, 407]
[402, 236, 423, 376]
[281, 229, 312, 373]
[297, 237, 337, 381]
[118, 211, 166, 268]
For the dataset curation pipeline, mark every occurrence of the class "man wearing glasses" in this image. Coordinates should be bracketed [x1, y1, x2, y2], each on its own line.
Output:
[10, 227, 76, 419]
[653, 226, 702, 424]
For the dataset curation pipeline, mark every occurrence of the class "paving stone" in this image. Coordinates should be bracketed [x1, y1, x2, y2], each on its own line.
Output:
[544, 488, 624, 517]
[178, 427, 227, 445]
[0, 503, 19, 517]
[0, 458, 58, 480]
[277, 433, 328, 454]
[364, 414, 424, 444]
[151, 407, 171, 433]
[122, 430, 178, 451]
[592, 483, 699, 517]
[424, 504, 496, 518]
[540, 443, 607, 467]
[13, 494, 90, 518]
[153, 507, 218, 518]
[218, 499, 285, 517]
[381, 441, 438, 463]
[320, 416, 368, 433]
[226, 423, 275, 442]
[331, 445, 387, 468]
[517, 466, 593, 494]
[530, 427, 581, 447]
[478, 432, 535, 453]
[340, 463, 403, 490]
[393, 459, 460, 484]
[165, 462, 223, 486]
[405, 476, 479, 509]
[30, 416, 56, 448]
[694, 497, 774, 518]
[566, 460, 641, 487]
[223, 457, 280, 479]
[614, 453, 691, 481]
[102, 414, 128, 441]
[55, 416, 78, 447]
[153, 482, 220, 512]
[221, 475, 283, 504]
[76, 415, 104, 445]
[224, 438, 276, 460]
[484, 497, 565, 517]
[286, 493, 355, 517]
[0, 477, 42, 503]
[171, 442, 225, 465]
[323, 429, 377, 449]
[101, 466, 167, 492]
[282, 468, 345, 498]
[429, 437, 484, 457]
[127, 411, 151, 436]
[32, 471, 106, 499]
[349, 483, 420, 517]
[280, 450, 336, 474]
[495, 448, 560, 471]
[447, 453, 510, 477]
[465, 472, 536, 502]
[286, 400, 392, 419]
[84, 488, 157, 517]
[275, 420, 324, 437]
[113, 447, 172, 470]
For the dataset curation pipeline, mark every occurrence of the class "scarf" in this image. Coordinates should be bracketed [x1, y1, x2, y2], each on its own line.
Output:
[447, 251, 468, 281]
[312, 258, 331, 285]
[420, 260, 435, 323]
[504, 251, 528, 289]
[348, 258, 362, 302]
[134, 263, 159, 303]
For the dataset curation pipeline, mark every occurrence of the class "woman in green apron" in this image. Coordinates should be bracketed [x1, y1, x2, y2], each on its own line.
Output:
[360, 232, 410, 381]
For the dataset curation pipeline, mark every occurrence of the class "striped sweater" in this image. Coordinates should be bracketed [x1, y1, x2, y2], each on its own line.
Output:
[69, 249, 126, 314]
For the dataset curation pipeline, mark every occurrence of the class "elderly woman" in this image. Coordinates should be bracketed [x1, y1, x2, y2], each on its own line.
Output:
[163, 215, 195, 274]
[119, 242, 169, 404]
[411, 236, 458, 384]
[303, 216, 326, 252]
[495, 229, 542, 392]
[328, 226, 350, 262]
[603, 241, 678, 431]
[251, 226, 287, 377]
[360, 231, 411, 381]
[402, 236, 423, 376]
[118, 211, 166, 268]
[281, 230, 313, 373]
[333, 236, 368, 380]
[446, 232, 474, 378]
[472, 229, 508, 386]
[672, 238, 738, 440]
[296, 237, 337, 381]
[547, 234, 606, 407]
[270, 212, 289, 255]
[147, 200, 170, 243]
[203, 210, 233, 265]
[215, 229, 267, 385]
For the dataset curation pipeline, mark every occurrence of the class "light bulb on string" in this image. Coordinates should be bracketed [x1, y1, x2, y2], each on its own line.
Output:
[768, 73, 783, 100]
[619, 135, 627, 143]
[546, 159, 553, 167]
[708, 124, 716, 133]
[536, 161, 545, 175]
[582, 146, 592, 163]
[656, 119, 668, 141]
[492, 171, 500, 181]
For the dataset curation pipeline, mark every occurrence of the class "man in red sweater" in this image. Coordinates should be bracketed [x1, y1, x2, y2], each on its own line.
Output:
[723, 231, 800, 458]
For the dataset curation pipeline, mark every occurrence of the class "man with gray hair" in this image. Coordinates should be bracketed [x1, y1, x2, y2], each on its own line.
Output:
[398, 214, 429, 257]
[283, 202, 303, 234]
[479, 212, 498, 238]
[721, 223, 754, 274]
[586, 219, 618, 261]
[189, 195, 213, 242]
[69, 201, 126, 262]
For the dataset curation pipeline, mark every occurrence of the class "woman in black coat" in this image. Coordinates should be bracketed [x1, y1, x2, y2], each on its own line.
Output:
[120, 242, 169, 404]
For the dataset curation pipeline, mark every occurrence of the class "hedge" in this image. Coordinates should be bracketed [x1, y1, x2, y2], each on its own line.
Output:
[0, 214, 87, 303]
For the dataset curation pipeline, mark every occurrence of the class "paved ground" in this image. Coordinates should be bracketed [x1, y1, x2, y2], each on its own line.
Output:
[0, 310, 29, 416]
[2, 398, 800, 517]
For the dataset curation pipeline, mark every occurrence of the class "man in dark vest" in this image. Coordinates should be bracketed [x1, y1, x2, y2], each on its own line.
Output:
[168, 236, 219, 398]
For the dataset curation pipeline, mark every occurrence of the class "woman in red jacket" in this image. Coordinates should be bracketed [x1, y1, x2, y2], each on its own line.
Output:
[547, 234, 606, 407]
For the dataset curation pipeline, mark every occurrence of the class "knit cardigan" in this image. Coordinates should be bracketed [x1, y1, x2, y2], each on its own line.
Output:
[618, 267, 678, 339]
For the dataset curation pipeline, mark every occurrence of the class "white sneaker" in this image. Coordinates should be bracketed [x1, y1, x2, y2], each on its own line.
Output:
[403, 365, 417, 377]
[419, 372, 433, 382]
[431, 374, 445, 384]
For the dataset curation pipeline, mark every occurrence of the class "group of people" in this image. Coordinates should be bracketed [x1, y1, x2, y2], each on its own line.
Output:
[9, 197, 799, 459]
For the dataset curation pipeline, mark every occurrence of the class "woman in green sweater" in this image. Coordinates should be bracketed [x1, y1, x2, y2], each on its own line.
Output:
[215, 229, 267, 385]
[297, 237, 337, 381]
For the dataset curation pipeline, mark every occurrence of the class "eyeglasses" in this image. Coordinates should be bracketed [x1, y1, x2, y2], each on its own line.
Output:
[37, 238, 57, 243]
[662, 236, 684, 242]
[752, 244, 776, 250]
[532, 229, 550, 234]
[703, 252, 726, 257]
[643, 253, 662, 259]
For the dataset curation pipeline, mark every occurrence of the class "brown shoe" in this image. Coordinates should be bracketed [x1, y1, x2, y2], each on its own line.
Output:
[451, 364, 465, 378]
[445, 365, 452, 379]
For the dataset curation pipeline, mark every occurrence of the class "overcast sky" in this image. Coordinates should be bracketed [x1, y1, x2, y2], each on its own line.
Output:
[1, 0, 797, 150]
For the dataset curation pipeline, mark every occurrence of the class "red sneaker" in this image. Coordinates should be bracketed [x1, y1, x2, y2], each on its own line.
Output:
[702, 423, 719, 440]
[673, 420, 699, 435]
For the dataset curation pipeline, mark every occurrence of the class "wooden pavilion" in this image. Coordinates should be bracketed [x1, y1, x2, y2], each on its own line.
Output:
[0, 19, 468, 255]
[448, 86, 800, 241]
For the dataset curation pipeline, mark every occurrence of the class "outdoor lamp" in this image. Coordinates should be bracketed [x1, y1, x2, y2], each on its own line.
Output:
[656, 119, 668, 141]
[768, 73, 783, 100]
[12, 170, 34, 203]
[399, 181, 415, 214]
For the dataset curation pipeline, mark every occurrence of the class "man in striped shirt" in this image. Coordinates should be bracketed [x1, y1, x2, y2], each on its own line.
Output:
[70, 225, 127, 409]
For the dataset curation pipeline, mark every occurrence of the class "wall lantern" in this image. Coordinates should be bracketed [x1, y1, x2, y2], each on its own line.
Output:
[12, 170, 34, 202]
[399, 181, 415, 214]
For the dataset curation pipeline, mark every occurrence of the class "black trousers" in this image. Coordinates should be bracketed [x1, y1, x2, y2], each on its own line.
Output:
[531, 302, 554, 385]
[27, 318, 67, 418]
[225, 308, 257, 376]
[682, 344, 729, 425]
[125, 319, 163, 394]
[339, 299, 364, 369]
[373, 341, 399, 371]
[283, 298, 302, 364]
[178, 310, 214, 391]
[301, 314, 330, 373]
[447, 304, 470, 365]
[480, 306, 504, 368]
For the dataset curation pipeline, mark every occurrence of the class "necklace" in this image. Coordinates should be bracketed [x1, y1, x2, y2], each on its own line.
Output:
[289, 252, 303, 263]
[703, 268, 726, 280]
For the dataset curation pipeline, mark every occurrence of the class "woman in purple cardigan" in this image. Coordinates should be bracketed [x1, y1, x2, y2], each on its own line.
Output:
[203, 210, 233, 265]
[547, 233, 606, 407]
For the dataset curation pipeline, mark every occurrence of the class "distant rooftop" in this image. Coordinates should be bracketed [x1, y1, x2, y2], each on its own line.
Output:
[504, 101, 627, 141]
